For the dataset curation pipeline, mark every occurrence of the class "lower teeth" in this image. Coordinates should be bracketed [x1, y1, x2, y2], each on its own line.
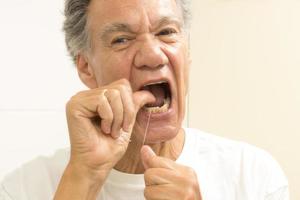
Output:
[143, 96, 170, 113]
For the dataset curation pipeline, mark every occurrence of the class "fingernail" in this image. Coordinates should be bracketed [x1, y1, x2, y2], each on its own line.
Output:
[104, 124, 111, 134]
[112, 131, 120, 139]
[122, 124, 130, 133]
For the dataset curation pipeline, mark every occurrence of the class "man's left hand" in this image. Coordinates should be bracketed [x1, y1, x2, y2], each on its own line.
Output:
[141, 145, 202, 200]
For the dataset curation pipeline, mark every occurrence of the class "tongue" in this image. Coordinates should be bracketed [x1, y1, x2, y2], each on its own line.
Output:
[147, 85, 165, 107]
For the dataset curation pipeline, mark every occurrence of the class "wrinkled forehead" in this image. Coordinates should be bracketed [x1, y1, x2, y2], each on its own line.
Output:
[87, 0, 183, 33]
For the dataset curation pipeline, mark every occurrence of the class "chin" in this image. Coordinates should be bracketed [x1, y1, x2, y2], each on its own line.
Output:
[144, 124, 180, 144]
[133, 111, 183, 145]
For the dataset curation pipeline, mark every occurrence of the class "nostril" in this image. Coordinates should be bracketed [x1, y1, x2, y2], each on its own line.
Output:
[133, 43, 168, 68]
[138, 64, 165, 71]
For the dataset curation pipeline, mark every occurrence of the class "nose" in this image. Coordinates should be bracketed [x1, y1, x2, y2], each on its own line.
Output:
[134, 37, 168, 69]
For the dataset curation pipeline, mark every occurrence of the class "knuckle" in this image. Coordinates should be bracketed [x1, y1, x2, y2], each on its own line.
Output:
[119, 79, 132, 91]
[118, 82, 127, 91]
[97, 93, 106, 102]
[183, 167, 198, 184]
[119, 78, 130, 86]
[69, 93, 80, 101]
[184, 166, 196, 176]
[75, 90, 86, 96]
[66, 99, 78, 113]
[71, 90, 85, 99]
[109, 89, 121, 100]
[184, 188, 195, 200]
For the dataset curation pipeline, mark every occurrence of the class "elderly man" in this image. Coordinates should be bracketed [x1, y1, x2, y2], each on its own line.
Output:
[0, 0, 289, 199]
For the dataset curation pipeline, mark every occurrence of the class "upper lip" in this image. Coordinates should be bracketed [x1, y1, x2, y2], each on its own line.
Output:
[137, 77, 171, 91]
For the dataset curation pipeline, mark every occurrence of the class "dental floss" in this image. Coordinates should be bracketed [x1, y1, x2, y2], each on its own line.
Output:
[142, 111, 152, 146]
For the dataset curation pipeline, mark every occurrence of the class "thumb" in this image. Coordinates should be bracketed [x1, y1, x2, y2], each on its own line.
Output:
[141, 145, 156, 169]
[123, 90, 154, 134]
[133, 90, 155, 112]
[141, 145, 175, 170]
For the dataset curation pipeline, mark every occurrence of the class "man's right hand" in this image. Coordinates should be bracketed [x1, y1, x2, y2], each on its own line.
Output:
[54, 79, 155, 200]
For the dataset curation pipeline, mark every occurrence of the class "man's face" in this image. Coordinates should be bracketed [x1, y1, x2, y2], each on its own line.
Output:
[85, 0, 190, 143]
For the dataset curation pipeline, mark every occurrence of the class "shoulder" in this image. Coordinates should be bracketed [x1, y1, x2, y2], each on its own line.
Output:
[183, 127, 248, 157]
[0, 148, 69, 199]
[183, 128, 288, 196]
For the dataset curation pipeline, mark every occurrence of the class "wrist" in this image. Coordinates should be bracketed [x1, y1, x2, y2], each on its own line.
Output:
[67, 160, 109, 182]
[54, 162, 109, 200]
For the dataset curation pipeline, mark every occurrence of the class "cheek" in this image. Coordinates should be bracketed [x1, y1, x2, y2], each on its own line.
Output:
[162, 44, 188, 98]
[92, 51, 133, 85]
[163, 44, 189, 121]
[163, 43, 187, 84]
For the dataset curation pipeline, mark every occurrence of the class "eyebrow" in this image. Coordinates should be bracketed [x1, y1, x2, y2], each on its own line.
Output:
[100, 23, 134, 41]
[99, 16, 183, 42]
[155, 16, 183, 31]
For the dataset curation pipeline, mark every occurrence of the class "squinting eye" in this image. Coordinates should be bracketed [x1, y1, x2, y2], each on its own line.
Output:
[111, 37, 129, 45]
[157, 28, 177, 36]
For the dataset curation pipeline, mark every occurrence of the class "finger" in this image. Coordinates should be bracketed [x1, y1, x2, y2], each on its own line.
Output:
[141, 145, 175, 170]
[78, 93, 114, 134]
[133, 90, 155, 112]
[144, 168, 174, 186]
[144, 184, 172, 200]
[74, 85, 131, 133]
[105, 89, 124, 138]
[96, 93, 113, 134]
[117, 83, 135, 132]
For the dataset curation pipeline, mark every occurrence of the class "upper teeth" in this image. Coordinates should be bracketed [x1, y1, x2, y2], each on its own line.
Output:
[143, 81, 167, 87]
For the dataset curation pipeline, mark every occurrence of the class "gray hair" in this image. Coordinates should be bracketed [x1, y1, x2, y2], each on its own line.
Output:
[63, 0, 191, 62]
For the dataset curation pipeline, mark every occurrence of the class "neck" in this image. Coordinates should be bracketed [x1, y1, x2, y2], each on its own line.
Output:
[114, 128, 185, 174]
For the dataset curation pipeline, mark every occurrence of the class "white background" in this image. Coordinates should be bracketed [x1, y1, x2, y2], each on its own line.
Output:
[0, 0, 299, 199]
[0, 0, 86, 178]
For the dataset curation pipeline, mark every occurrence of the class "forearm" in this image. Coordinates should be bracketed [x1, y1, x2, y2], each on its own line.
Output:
[54, 163, 107, 200]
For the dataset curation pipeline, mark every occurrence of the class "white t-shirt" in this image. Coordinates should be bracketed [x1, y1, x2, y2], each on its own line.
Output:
[0, 128, 289, 200]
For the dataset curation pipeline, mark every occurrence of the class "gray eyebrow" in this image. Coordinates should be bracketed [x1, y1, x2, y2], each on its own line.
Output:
[154, 16, 183, 31]
[99, 16, 183, 42]
[100, 23, 134, 42]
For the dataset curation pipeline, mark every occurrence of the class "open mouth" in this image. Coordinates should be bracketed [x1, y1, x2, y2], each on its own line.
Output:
[140, 81, 172, 113]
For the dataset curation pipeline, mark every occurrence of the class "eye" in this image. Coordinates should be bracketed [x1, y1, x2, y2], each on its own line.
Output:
[157, 28, 177, 36]
[111, 37, 130, 45]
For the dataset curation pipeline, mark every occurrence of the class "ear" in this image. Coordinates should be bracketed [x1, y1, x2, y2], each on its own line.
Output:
[76, 53, 98, 89]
